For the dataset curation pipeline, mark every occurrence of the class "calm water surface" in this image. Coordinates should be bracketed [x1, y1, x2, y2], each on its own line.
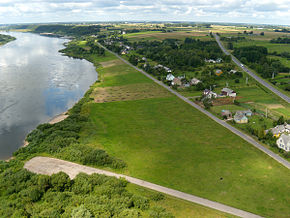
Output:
[0, 32, 97, 159]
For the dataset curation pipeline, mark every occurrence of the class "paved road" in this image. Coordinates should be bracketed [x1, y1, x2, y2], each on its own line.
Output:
[98, 42, 290, 170]
[213, 33, 290, 103]
[24, 156, 263, 218]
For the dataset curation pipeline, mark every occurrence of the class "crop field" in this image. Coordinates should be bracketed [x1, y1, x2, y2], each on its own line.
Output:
[125, 31, 209, 41]
[76, 52, 290, 218]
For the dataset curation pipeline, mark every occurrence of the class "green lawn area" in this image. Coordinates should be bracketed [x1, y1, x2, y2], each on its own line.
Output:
[233, 40, 290, 53]
[76, 53, 290, 217]
[127, 184, 236, 218]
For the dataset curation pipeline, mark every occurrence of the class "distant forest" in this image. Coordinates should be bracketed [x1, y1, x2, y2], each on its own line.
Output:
[33, 25, 102, 36]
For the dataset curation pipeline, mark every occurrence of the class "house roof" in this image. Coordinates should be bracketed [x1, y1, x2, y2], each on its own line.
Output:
[221, 110, 231, 115]
[279, 134, 290, 145]
[234, 113, 248, 121]
[221, 88, 234, 93]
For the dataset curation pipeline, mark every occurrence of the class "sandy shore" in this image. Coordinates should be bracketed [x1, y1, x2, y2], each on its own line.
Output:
[20, 112, 69, 150]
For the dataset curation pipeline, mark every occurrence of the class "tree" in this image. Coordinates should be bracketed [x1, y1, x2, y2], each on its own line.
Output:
[202, 98, 212, 109]
[71, 205, 92, 218]
[227, 42, 233, 50]
[260, 32, 264, 36]
[277, 116, 285, 125]
[50, 172, 71, 192]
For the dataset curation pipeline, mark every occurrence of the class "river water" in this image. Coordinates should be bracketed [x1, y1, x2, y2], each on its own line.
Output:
[0, 32, 97, 159]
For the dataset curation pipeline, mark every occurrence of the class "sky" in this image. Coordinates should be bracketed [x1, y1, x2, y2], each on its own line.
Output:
[0, 0, 289, 25]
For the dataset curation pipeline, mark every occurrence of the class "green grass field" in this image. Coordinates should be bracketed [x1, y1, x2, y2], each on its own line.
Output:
[127, 184, 236, 218]
[75, 51, 290, 218]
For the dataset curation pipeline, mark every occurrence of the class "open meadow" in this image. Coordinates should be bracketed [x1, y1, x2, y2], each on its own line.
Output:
[75, 49, 290, 218]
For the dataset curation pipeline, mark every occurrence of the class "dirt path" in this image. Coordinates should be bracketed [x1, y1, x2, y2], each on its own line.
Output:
[24, 156, 262, 218]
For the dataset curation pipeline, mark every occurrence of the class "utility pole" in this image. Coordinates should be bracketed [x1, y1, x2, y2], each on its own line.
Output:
[246, 77, 248, 85]
[272, 72, 275, 79]
[226, 82, 228, 87]
[266, 108, 268, 118]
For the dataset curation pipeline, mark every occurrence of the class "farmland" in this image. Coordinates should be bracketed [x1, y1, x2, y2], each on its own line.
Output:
[61, 41, 290, 217]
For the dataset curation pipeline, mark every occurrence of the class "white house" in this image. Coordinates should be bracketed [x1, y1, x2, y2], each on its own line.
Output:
[203, 89, 217, 99]
[229, 70, 237, 74]
[221, 88, 236, 97]
[267, 123, 290, 137]
[166, 74, 175, 81]
[190, 78, 201, 85]
[276, 134, 290, 152]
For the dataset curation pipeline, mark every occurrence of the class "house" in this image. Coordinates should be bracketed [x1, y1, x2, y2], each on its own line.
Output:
[164, 66, 172, 73]
[205, 59, 216, 63]
[215, 69, 223, 76]
[268, 123, 290, 137]
[141, 57, 147, 61]
[171, 78, 182, 86]
[216, 58, 223, 63]
[229, 70, 237, 74]
[221, 88, 236, 97]
[242, 109, 252, 117]
[203, 89, 217, 99]
[234, 111, 248, 123]
[166, 74, 175, 81]
[183, 83, 191, 88]
[121, 50, 128, 55]
[221, 110, 232, 119]
[190, 78, 201, 85]
[276, 134, 290, 152]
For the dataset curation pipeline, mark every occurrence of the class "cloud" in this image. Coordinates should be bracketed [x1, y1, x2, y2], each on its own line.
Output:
[0, 0, 289, 24]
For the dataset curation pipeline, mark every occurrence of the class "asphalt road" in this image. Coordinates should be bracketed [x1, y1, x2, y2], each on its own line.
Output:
[24, 156, 263, 218]
[213, 33, 290, 103]
[98, 42, 290, 170]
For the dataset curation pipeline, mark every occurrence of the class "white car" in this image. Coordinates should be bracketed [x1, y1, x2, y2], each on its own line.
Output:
[241, 64, 244, 67]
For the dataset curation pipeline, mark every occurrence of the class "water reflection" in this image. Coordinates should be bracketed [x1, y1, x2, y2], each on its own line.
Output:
[0, 32, 97, 159]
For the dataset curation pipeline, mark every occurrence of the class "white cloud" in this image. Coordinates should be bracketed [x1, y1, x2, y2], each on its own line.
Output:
[0, 0, 289, 24]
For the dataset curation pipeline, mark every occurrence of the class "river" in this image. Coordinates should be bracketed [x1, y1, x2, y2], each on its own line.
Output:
[0, 32, 97, 160]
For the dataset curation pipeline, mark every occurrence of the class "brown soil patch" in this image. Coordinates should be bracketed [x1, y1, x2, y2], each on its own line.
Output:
[100, 59, 123, 68]
[265, 104, 285, 109]
[212, 97, 242, 106]
[91, 83, 171, 103]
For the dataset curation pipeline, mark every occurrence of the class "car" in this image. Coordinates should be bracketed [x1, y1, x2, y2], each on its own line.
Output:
[241, 64, 244, 67]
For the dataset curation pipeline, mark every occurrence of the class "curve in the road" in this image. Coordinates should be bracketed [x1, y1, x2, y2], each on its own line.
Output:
[213, 33, 290, 103]
[97, 42, 290, 170]
[24, 156, 263, 218]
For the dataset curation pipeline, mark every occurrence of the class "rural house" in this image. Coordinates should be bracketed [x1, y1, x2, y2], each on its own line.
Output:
[267, 123, 290, 137]
[234, 111, 248, 123]
[203, 89, 217, 99]
[276, 134, 290, 152]
[166, 73, 175, 81]
[190, 78, 201, 85]
[221, 88, 236, 97]
[171, 78, 182, 86]
[221, 110, 232, 119]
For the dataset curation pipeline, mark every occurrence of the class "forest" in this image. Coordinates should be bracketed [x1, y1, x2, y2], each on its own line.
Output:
[34, 25, 102, 36]
[0, 160, 171, 217]
[233, 45, 289, 78]
[129, 38, 230, 71]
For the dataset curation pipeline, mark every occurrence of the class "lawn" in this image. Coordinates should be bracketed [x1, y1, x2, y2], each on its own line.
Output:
[127, 183, 236, 218]
[76, 54, 290, 218]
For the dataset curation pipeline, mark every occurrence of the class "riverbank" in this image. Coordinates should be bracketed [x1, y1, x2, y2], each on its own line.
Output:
[0, 33, 16, 46]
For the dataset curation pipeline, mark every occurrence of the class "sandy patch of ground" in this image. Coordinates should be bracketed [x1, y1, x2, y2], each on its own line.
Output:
[100, 59, 123, 68]
[91, 83, 171, 103]
[48, 112, 69, 124]
[265, 104, 285, 109]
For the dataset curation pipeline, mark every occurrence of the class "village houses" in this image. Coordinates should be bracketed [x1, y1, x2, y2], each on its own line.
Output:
[266, 123, 290, 137]
[203, 89, 217, 99]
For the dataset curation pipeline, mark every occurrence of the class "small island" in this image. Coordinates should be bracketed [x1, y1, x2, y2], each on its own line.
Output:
[0, 33, 16, 46]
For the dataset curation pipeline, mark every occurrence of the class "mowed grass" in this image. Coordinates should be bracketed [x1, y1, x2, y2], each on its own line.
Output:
[78, 54, 290, 217]
[234, 40, 290, 53]
[127, 183, 236, 218]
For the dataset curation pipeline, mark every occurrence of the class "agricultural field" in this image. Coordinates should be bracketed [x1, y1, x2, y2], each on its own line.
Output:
[124, 31, 210, 41]
[72, 46, 290, 218]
